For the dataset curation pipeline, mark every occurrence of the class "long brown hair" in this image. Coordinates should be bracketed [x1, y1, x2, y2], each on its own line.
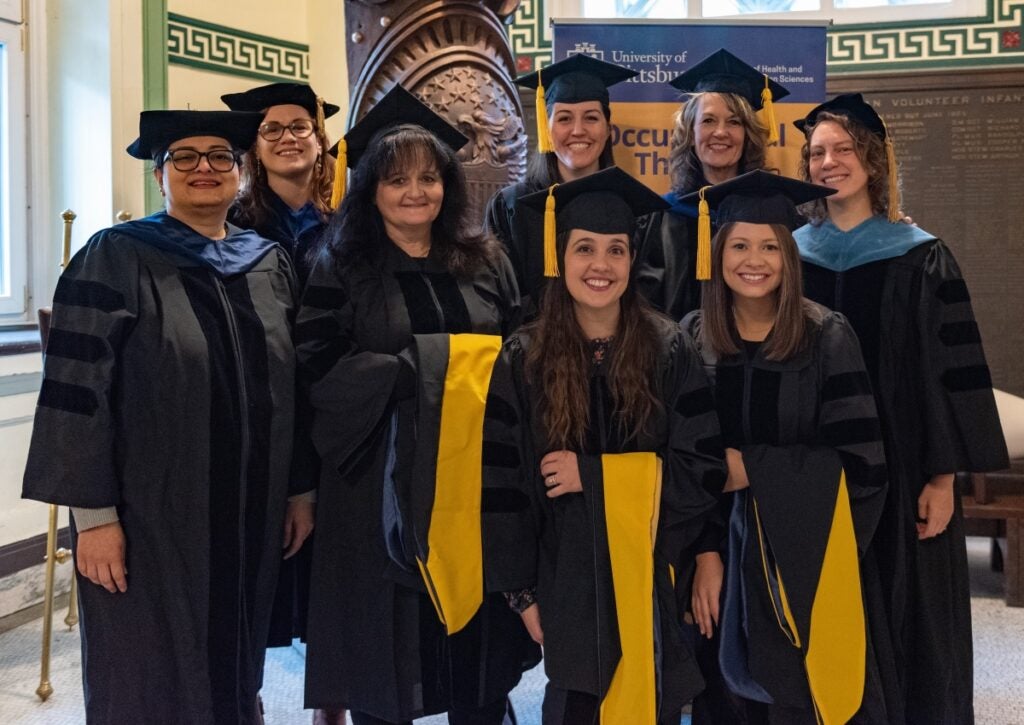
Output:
[234, 107, 335, 226]
[525, 231, 664, 450]
[668, 92, 770, 195]
[699, 222, 808, 361]
[798, 110, 894, 224]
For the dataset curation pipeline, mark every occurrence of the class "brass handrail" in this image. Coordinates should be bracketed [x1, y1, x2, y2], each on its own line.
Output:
[36, 208, 79, 702]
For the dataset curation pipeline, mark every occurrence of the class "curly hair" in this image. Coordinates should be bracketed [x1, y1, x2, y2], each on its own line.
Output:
[234, 109, 335, 228]
[668, 92, 770, 196]
[325, 124, 498, 276]
[798, 110, 895, 224]
[524, 102, 615, 188]
[524, 231, 664, 450]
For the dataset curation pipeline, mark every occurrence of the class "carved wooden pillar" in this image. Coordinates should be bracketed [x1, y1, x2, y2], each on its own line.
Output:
[345, 0, 527, 223]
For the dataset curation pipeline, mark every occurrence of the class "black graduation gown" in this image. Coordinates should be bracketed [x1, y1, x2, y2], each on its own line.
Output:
[22, 212, 298, 725]
[484, 180, 548, 317]
[297, 242, 538, 721]
[802, 239, 1009, 725]
[482, 317, 726, 724]
[633, 200, 702, 321]
[231, 193, 326, 648]
[682, 307, 892, 724]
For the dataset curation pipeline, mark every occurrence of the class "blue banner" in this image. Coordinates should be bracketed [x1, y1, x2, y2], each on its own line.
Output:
[551, 21, 828, 190]
[553, 21, 827, 103]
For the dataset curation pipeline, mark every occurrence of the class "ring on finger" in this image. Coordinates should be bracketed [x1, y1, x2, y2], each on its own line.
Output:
[546, 475, 557, 486]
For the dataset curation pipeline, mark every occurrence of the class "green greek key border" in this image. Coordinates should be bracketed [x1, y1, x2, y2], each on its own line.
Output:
[829, 0, 1024, 73]
[510, 0, 552, 70]
[166, 12, 309, 83]
[506, 0, 1024, 73]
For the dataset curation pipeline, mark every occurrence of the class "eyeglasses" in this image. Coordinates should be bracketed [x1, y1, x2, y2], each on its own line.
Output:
[258, 120, 315, 141]
[162, 148, 240, 172]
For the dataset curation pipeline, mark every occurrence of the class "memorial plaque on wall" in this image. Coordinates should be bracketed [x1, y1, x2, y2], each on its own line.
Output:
[831, 70, 1024, 398]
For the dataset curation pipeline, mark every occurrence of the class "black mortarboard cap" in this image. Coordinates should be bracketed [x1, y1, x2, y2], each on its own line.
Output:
[516, 55, 638, 153]
[681, 170, 835, 230]
[516, 54, 638, 106]
[669, 49, 790, 111]
[342, 85, 468, 170]
[680, 170, 835, 279]
[793, 93, 885, 139]
[220, 82, 340, 120]
[518, 167, 669, 276]
[125, 110, 263, 160]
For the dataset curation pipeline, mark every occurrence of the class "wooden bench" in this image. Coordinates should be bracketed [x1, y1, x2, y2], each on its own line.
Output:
[961, 460, 1024, 607]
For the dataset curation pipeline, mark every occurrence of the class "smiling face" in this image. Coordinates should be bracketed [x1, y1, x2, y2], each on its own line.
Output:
[550, 101, 611, 181]
[155, 135, 240, 217]
[721, 222, 784, 304]
[693, 93, 746, 183]
[807, 120, 871, 208]
[374, 153, 444, 240]
[563, 228, 631, 327]
[255, 103, 320, 182]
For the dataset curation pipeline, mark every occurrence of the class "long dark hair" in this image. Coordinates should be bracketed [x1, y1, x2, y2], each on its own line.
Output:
[668, 92, 770, 196]
[234, 108, 334, 228]
[700, 221, 810, 361]
[326, 124, 498, 275]
[525, 230, 664, 450]
[524, 102, 616, 188]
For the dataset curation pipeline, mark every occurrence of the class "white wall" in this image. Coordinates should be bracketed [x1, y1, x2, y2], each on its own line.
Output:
[307, 0, 349, 145]
[0, 354, 52, 550]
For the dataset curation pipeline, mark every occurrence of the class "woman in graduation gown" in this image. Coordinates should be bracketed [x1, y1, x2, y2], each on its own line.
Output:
[21, 110, 307, 724]
[679, 170, 892, 724]
[222, 84, 336, 689]
[634, 49, 787, 320]
[223, 82, 339, 285]
[297, 85, 538, 725]
[484, 54, 637, 314]
[482, 167, 726, 725]
[794, 94, 1009, 724]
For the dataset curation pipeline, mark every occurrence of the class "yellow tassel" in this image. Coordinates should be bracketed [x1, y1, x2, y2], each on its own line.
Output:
[536, 73, 554, 154]
[330, 139, 347, 209]
[543, 184, 559, 277]
[696, 186, 711, 281]
[761, 76, 779, 145]
[885, 136, 901, 223]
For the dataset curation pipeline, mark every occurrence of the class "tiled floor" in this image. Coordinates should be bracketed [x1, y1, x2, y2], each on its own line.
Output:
[1, 538, 1021, 724]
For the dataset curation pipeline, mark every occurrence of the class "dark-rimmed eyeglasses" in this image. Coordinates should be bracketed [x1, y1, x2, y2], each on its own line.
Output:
[258, 120, 315, 141]
[162, 148, 240, 172]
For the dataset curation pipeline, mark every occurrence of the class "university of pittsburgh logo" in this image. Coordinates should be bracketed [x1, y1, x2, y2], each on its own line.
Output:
[567, 42, 604, 60]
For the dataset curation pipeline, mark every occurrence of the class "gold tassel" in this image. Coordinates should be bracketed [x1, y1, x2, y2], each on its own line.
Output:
[543, 184, 559, 277]
[885, 135, 901, 223]
[761, 76, 778, 145]
[696, 186, 711, 281]
[331, 139, 347, 209]
[536, 73, 554, 154]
